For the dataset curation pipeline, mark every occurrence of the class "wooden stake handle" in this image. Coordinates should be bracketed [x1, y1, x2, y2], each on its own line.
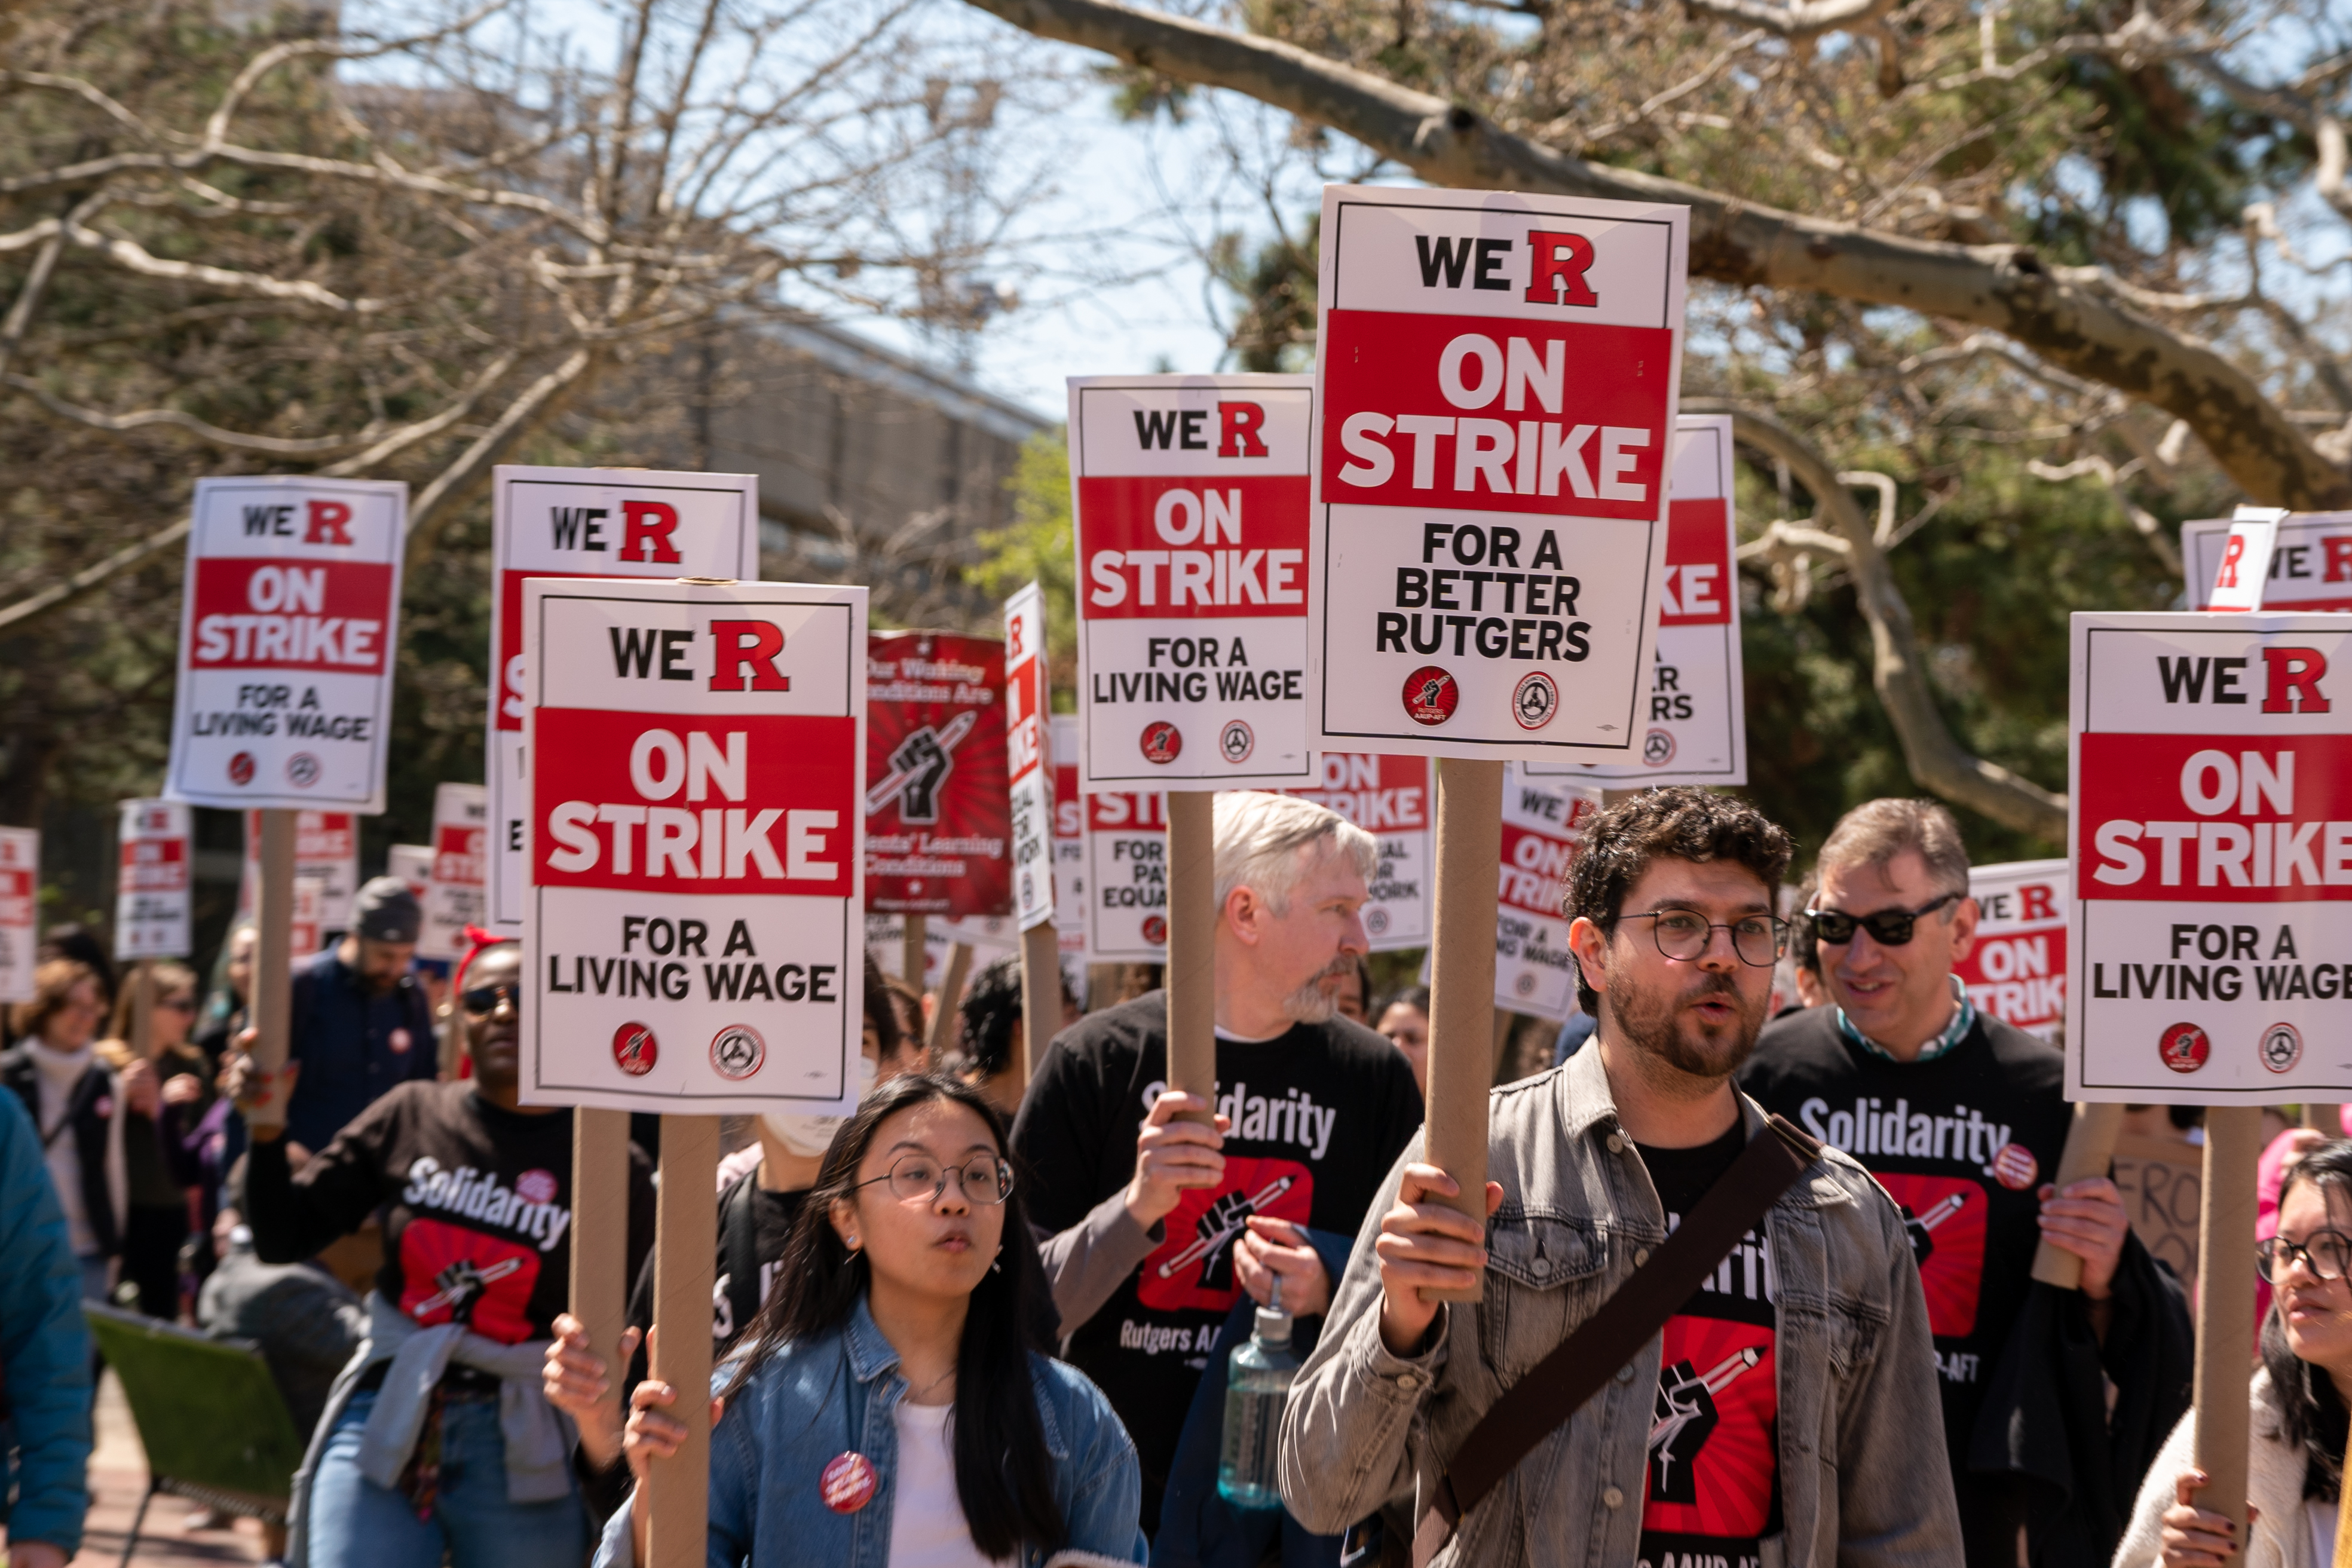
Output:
[569, 1107, 632, 1432]
[246, 809, 296, 1129]
[902, 914, 927, 997]
[1016, 921, 1059, 1090]
[1165, 791, 1217, 1126]
[1426, 758, 1503, 1304]
[927, 942, 975, 1061]
[645, 1114, 720, 1568]
[2192, 1106, 2262, 1558]
[2030, 1101, 2126, 1289]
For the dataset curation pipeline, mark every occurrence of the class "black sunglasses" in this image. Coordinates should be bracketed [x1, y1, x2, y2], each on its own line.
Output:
[460, 982, 519, 1016]
[1804, 891, 1961, 948]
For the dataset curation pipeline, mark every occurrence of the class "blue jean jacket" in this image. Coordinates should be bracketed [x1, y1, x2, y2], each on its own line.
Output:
[592, 1296, 1147, 1568]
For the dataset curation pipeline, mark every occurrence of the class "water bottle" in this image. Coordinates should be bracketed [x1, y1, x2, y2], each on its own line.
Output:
[1217, 1275, 1301, 1510]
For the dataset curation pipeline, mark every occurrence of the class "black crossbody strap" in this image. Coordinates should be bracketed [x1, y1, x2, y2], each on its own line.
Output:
[1411, 1113, 1822, 1567]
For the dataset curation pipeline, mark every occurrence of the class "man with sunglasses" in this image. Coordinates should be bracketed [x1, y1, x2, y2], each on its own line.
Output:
[1738, 797, 2189, 1567]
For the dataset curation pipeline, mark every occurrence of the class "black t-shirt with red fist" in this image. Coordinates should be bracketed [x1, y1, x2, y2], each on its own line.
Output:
[1737, 1005, 2072, 1464]
[1636, 1123, 1782, 1568]
[1010, 991, 1423, 1531]
[246, 1080, 654, 1345]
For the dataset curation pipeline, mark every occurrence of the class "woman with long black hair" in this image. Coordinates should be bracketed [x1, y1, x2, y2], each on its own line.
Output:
[597, 1073, 1143, 1568]
[2120, 1138, 2352, 1566]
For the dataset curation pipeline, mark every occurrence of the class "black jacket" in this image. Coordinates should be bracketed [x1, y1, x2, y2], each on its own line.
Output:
[1, 1046, 120, 1257]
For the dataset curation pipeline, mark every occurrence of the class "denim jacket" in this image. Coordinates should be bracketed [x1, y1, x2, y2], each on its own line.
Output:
[1278, 1045, 1962, 1568]
[592, 1295, 1147, 1568]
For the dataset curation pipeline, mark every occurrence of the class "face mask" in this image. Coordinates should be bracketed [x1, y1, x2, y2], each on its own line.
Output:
[762, 1051, 878, 1157]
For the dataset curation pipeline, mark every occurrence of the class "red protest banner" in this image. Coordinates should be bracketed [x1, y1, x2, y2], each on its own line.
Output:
[864, 631, 1010, 918]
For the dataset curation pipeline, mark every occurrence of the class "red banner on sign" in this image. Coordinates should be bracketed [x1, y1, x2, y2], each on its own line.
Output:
[2077, 731, 2352, 901]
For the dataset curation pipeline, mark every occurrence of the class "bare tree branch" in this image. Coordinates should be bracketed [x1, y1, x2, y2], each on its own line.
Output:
[0, 518, 189, 642]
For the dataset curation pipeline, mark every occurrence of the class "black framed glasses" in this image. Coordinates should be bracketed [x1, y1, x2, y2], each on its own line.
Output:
[853, 1153, 1014, 1207]
[460, 982, 518, 1016]
[2258, 1228, 2352, 1282]
[1804, 892, 1961, 948]
[1609, 909, 1787, 967]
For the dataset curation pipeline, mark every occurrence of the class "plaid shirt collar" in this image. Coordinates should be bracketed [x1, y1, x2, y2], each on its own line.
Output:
[1836, 975, 1976, 1063]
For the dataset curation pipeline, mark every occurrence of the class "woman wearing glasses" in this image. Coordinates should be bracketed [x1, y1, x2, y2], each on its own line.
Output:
[2119, 1139, 2352, 1567]
[97, 960, 215, 1318]
[598, 1071, 1145, 1568]
[235, 936, 655, 1568]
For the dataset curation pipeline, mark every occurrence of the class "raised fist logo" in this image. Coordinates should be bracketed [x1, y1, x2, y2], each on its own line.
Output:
[1648, 1348, 1759, 1503]
[888, 729, 953, 823]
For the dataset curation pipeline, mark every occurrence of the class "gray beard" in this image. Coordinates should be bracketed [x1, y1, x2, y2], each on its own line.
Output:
[1281, 956, 1355, 1025]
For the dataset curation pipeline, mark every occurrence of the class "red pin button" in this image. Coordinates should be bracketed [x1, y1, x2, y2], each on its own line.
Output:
[820, 1451, 878, 1514]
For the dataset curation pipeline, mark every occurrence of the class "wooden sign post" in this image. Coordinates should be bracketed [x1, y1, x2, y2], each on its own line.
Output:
[1016, 923, 1058, 1088]
[647, 1115, 720, 1568]
[2192, 1107, 2261, 1551]
[2029, 1101, 2125, 1289]
[245, 810, 297, 1123]
[1164, 791, 1218, 1123]
[927, 941, 975, 1059]
[903, 914, 927, 1003]
[569, 1107, 632, 1434]
[1426, 758, 1503, 1296]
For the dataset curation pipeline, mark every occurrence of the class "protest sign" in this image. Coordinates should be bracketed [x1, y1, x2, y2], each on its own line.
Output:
[1052, 715, 1088, 990]
[1276, 753, 1434, 950]
[1067, 374, 1316, 791]
[2183, 510, 2336, 611]
[1495, 766, 1598, 1021]
[289, 872, 326, 957]
[388, 846, 433, 899]
[1005, 586, 1055, 932]
[865, 914, 1019, 991]
[1954, 858, 2067, 1040]
[238, 810, 358, 936]
[865, 632, 1009, 917]
[419, 783, 489, 961]
[1308, 184, 1688, 760]
[522, 576, 866, 1114]
[488, 466, 761, 929]
[2068, 610, 2352, 1101]
[116, 800, 192, 960]
[166, 476, 408, 810]
[1086, 789, 1168, 962]
[1523, 414, 1745, 784]
[2112, 1132, 2203, 1291]
[0, 829, 35, 1003]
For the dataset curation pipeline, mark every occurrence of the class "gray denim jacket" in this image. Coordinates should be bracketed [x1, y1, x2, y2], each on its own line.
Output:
[1278, 1045, 1961, 1568]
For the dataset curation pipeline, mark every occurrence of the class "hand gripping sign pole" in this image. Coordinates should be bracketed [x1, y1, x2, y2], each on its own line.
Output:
[522, 574, 866, 1568]
[1309, 184, 1690, 1293]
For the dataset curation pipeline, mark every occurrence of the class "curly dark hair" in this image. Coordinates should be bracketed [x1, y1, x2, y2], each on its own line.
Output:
[2262, 1138, 2352, 1503]
[1562, 787, 1794, 1015]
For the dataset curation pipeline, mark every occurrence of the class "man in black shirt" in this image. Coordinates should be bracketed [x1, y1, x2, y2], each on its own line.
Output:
[1012, 791, 1423, 1534]
[1738, 797, 2184, 1567]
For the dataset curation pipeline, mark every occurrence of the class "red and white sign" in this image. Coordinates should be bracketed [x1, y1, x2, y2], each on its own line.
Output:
[522, 577, 865, 1114]
[1004, 586, 1056, 931]
[116, 800, 193, 960]
[1086, 789, 1168, 962]
[2184, 510, 2333, 611]
[488, 466, 760, 929]
[865, 632, 1009, 918]
[388, 844, 433, 899]
[239, 810, 359, 937]
[419, 783, 489, 961]
[289, 873, 326, 959]
[0, 828, 36, 1004]
[1524, 415, 1744, 785]
[1275, 754, 1433, 951]
[1309, 185, 1689, 759]
[1955, 859, 2067, 1040]
[1053, 716, 1088, 990]
[1494, 767, 1598, 1021]
[167, 476, 408, 810]
[2069, 611, 2352, 1100]
[1067, 374, 1316, 790]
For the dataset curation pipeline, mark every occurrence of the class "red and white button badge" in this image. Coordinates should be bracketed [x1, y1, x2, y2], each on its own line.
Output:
[820, 1451, 878, 1513]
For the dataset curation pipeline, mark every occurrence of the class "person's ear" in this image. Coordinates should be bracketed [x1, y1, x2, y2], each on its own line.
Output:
[1945, 895, 1980, 966]
[1223, 886, 1263, 946]
[1567, 916, 1610, 1001]
[828, 1196, 861, 1251]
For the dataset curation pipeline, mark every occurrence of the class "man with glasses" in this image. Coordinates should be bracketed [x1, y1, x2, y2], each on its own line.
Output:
[1738, 797, 2187, 1566]
[1284, 786, 1958, 1567]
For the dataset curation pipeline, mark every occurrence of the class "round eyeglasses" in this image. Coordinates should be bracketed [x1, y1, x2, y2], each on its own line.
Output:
[2257, 1227, 2352, 1283]
[1608, 909, 1788, 968]
[852, 1153, 1015, 1207]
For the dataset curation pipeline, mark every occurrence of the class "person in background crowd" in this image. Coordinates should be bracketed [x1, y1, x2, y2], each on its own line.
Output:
[231, 937, 656, 1568]
[2, 960, 126, 1304]
[196, 923, 256, 1074]
[1013, 791, 1423, 1538]
[1777, 875, 1828, 1015]
[1329, 955, 1373, 1026]
[941, 954, 1082, 1117]
[0, 1086, 94, 1568]
[547, 954, 921, 1506]
[1282, 788, 1961, 1567]
[1375, 985, 1429, 1092]
[597, 1073, 1145, 1568]
[282, 878, 437, 1161]
[196, 1205, 365, 1555]
[98, 961, 213, 1318]
[1740, 798, 2190, 1567]
[2119, 1139, 2352, 1568]
[36, 926, 117, 1015]
[884, 978, 924, 1065]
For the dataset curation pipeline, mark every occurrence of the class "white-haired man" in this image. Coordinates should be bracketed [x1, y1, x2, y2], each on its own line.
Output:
[1012, 791, 1425, 1535]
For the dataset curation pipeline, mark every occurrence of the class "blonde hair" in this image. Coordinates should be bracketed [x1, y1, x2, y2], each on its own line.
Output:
[1213, 792, 1377, 915]
[108, 960, 201, 1045]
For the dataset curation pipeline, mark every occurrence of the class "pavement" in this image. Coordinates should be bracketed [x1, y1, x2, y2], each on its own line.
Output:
[70, 1371, 274, 1568]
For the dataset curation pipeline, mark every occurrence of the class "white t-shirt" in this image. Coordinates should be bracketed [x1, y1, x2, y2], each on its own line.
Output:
[888, 1398, 1009, 1568]
[2306, 1498, 2339, 1568]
